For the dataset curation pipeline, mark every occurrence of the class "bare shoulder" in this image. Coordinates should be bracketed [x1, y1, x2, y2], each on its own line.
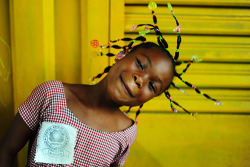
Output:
[61, 82, 84, 112]
[62, 82, 83, 99]
[61, 82, 75, 95]
[62, 82, 70, 96]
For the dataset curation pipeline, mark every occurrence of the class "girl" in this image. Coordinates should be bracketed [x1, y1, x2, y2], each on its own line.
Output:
[0, 42, 175, 166]
[0, 2, 220, 166]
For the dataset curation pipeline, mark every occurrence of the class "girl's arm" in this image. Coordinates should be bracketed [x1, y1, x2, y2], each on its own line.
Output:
[0, 112, 33, 167]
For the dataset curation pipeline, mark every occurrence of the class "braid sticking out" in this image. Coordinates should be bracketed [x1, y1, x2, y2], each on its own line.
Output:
[91, 1, 222, 122]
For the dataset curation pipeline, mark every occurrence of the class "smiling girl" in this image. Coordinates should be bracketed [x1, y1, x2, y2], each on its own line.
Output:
[0, 42, 175, 167]
[0, 2, 221, 166]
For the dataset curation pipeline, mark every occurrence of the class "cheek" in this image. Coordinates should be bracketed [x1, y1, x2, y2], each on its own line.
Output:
[136, 88, 155, 104]
[157, 70, 174, 89]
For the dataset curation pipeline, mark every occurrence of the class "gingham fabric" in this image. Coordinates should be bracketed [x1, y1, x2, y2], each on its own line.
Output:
[18, 80, 137, 167]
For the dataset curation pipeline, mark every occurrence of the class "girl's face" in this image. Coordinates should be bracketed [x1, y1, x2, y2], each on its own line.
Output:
[106, 47, 173, 106]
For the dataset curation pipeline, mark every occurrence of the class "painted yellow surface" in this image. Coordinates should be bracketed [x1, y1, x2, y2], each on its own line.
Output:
[0, 0, 249, 166]
[124, 1, 250, 113]
[123, 1, 250, 166]
[80, 0, 110, 84]
[124, 113, 250, 167]
[126, 7, 250, 36]
[125, 0, 250, 7]
[0, 0, 13, 140]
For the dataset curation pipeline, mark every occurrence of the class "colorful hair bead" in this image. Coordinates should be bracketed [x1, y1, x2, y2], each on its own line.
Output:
[130, 24, 138, 31]
[88, 78, 97, 85]
[138, 29, 150, 36]
[139, 31, 146, 36]
[115, 52, 125, 60]
[191, 113, 198, 119]
[167, 2, 173, 12]
[172, 107, 178, 113]
[148, 2, 157, 10]
[192, 55, 202, 62]
[90, 40, 100, 48]
[173, 25, 181, 32]
[171, 82, 188, 95]
[215, 101, 223, 105]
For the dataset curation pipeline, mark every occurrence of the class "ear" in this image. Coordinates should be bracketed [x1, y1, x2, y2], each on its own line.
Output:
[115, 49, 129, 62]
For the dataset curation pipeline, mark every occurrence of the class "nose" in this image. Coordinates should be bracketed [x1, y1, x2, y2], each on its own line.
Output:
[133, 74, 143, 88]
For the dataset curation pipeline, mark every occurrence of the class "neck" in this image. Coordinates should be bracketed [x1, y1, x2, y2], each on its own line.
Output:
[82, 78, 121, 112]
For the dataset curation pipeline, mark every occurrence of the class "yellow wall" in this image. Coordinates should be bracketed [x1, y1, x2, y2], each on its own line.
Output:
[124, 0, 250, 166]
[0, 0, 13, 140]
[0, 0, 249, 166]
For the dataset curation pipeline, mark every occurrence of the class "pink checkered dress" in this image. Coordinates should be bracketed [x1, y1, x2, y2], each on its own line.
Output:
[18, 80, 137, 166]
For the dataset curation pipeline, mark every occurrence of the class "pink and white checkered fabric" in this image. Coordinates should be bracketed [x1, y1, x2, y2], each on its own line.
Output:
[18, 80, 137, 167]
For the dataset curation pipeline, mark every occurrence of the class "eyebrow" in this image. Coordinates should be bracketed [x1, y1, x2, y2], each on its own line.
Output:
[142, 54, 152, 66]
[142, 54, 163, 92]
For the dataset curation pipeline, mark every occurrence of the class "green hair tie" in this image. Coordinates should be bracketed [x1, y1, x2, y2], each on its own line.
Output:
[167, 2, 173, 12]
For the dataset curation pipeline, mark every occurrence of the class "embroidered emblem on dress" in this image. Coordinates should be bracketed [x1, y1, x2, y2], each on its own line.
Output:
[35, 122, 77, 164]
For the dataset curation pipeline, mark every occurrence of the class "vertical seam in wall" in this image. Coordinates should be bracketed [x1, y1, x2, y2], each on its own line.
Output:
[108, 0, 111, 66]
[9, 0, 18, 115]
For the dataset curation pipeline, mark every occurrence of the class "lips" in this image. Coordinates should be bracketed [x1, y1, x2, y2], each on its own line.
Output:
[120, 75, 134, 97]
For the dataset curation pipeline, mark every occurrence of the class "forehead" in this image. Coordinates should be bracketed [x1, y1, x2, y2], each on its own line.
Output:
[131, 47, 172, 66]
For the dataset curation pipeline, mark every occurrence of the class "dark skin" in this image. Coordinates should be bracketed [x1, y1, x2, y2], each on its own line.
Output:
[0, 47, 174, 167]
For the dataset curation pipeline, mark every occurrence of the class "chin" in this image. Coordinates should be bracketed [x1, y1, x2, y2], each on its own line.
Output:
[111, 94, 131, 106]
[110, 92, 134, 106]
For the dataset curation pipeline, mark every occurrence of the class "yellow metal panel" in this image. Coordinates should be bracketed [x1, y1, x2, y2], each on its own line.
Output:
[142, 89, 250, 113]
[109, 0, 125, 65]
[125, 6, 250, 35]
[123, 1, 250, 166]
[43, 0, 55, 81]
[124, 2, 250, 113]
[0, 0, 14, 140]
[54, 0, 81, 83]
[81, 0, 110, 84]
[110, 0, 125, 40]
[10, 0, 56, 166]
[124, 113, 250, 167]
[121, 89, 250, 113]
[174, 63, 250, 88]
[125, 34, 250, 62]
[125, 0, 250, 7]
[10, 0, 56, 111]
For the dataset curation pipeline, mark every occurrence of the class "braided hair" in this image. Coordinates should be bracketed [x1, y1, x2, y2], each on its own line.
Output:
[91, 2, 222, 122]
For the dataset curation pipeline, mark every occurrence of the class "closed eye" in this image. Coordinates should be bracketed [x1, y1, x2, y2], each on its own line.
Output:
[136, 58, 144, 70]
[149, 82, 156, 93]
